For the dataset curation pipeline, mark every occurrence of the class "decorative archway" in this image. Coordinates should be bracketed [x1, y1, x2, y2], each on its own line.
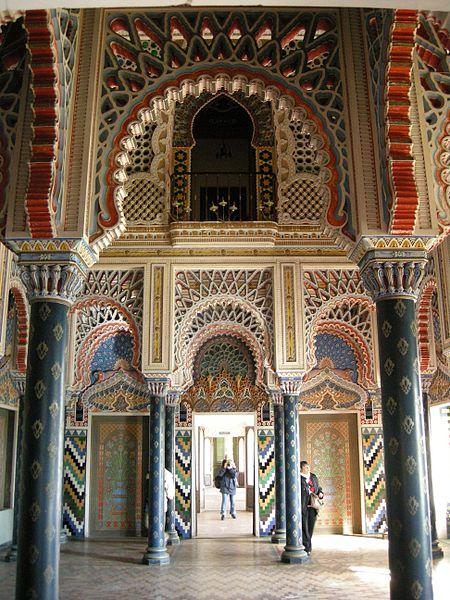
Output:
[72, 296, 141, 387]
[94, 70, 341, 249]
[307, 295, 375, 387]
[183, 333, 267, 411]
[174, 297, 271, 390]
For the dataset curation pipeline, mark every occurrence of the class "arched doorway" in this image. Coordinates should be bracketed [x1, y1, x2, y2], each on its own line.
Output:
[190, 94, 257, 221]
[182, 334, 268, 537]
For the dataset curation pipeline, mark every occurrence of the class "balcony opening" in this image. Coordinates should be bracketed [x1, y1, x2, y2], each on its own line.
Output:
[191, 94, 256, 221]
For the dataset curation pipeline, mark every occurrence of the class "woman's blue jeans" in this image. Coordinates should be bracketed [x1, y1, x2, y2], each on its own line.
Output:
[220, 492, 236, 516]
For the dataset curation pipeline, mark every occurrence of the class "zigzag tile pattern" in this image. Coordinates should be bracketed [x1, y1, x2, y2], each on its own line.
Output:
[175, 429, 192, 539]
[63, 432, 87, 537]
[258, 429, 275, 536]
[362, 429, 387, 534]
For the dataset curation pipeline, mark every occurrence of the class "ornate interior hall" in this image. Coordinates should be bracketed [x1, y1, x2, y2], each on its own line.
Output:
[0, 2, 450, 599]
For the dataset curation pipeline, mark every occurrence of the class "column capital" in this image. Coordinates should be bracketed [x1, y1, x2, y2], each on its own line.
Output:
[166, 389, 181, 406]
[278, 374, 303, 396]
[11, 372, 26, 395]
[18, 262, 86, 305]
[270, 389, 283, 405]
[351, 237, 430, 302]
[146, 377, 170, 397]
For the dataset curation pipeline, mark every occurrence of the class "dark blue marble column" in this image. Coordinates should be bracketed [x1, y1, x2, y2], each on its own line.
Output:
[358, 247, 433, 599]
[165, 391, 180, 546]
[143, 379, 170, 565]
[271, 391, 286, 545]
[14, 262, 84, 600]
[280, 379, 308, 564]
[4, 375, 25, 563]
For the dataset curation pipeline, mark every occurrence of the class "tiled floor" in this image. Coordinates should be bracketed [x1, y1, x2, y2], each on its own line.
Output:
[1, 536, 449, 599]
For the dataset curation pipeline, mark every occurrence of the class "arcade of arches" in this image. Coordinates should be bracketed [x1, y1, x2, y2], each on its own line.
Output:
[0, 4, 450, 600]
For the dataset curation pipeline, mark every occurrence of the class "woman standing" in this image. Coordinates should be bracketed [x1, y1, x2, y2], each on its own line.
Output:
[218, 458, 238, 520]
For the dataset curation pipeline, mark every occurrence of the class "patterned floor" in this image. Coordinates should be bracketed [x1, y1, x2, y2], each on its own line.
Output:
[1, 536, 449, 599]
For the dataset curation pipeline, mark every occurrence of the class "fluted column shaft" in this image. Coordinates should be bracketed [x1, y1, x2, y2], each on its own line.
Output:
[165, 394, 180, 546]
[280, 382, 308, 564]
[143, 380, 170, 565]
[271, 395, 286, 544]
[357, 243, 433, 600]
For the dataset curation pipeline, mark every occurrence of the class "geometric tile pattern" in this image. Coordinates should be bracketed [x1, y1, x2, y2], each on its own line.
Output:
[257, 429, 275, 536]
[174, 430, 192, 539]
[362, 428, 387, 534]
[63, 432, 87, 538]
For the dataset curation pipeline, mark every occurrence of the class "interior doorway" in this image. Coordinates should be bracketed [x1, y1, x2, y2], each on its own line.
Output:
[193, 412, 257, 538]
[299, 412, 362, 534]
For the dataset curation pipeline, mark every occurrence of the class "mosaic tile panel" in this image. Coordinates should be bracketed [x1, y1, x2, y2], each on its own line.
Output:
[175, 429, 192, 539]
[63, 431, 87, 538]
[362, 428, 387, 534]
[94, 419, 143, 534]
[258, 428, 275, 536]
[305, 419, 352, 531]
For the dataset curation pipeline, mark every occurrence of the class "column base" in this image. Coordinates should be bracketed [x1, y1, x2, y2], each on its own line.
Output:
[4, 546, 17, 562]
[432, 541, 444, 560]
[166, 530, 180, 546]
[142, 546, 170, 565]
[271, 530, 286, 545]
[281, 545, 309, 564]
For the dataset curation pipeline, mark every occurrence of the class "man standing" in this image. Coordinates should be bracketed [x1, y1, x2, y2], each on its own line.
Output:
[300, 460, 324, 554]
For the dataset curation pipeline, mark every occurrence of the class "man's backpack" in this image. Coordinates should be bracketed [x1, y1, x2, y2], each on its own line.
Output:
[214, 474, 222, 489]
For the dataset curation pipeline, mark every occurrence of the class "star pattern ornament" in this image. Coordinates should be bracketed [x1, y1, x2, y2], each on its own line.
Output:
[394, 300, 406, 318]
[384, 357, 395, 376]
[409, 538, 421, 558]
[406, 495, 419, 515]
[386, 396, 397, 415]
[400, 376, 412, 394]
[38, 303, 51, 321]
[31, 419, 44, 439]
[397, 338, 409, 356]
[36, 341, 49, 360]
[382, 320, 392, 338]
[34, 380, 46, 400]
[411, 581, 423, 600]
